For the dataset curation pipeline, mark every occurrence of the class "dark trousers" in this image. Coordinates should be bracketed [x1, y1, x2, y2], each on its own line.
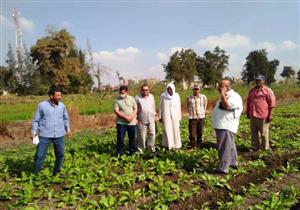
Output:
[188, 118, 204, 147]
[117, 124, 136, 155]
[34, 136, 64, 174]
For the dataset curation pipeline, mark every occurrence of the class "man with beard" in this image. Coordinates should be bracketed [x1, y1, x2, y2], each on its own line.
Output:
[159, 83, 182, 150]
[32, 87, 71, 175]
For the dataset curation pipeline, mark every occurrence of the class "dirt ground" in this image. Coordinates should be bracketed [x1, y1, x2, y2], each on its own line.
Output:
[0, 112, 116, 150]
[0, 105, 196, 150]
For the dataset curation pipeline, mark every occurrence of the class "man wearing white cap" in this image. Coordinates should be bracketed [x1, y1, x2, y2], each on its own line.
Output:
[159, 83, 182, 149]
[246, 75, 276, 151]
[187, 84, 207, 148]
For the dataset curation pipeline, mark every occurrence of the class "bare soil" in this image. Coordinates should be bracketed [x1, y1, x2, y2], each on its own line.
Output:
[0, 112, 116, 150]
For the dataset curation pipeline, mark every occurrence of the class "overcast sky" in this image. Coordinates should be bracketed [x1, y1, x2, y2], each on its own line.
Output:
[1, 0, 299, 85]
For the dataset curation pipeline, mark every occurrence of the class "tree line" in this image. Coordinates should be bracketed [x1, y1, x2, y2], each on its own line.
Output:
[164, 47, 299, 88]
[0, 28, 93, 95]
[0, 28, 299, 95]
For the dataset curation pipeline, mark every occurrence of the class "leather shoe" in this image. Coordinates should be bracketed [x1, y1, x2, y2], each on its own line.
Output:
[213, 168, 228, 175]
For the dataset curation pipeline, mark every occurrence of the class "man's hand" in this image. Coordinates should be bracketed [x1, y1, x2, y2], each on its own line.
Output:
[266, 115, 272, 123]
[66, 132, 72, 139]
[31, 134, 37, 140]
[115, 106, 135, 122]
[159, 118, 163, 123]
[246, 113, 250, 119]
[266, 109, 274, 123]
[219, 86, 227, 96]
[32, 135, 39, 145]
[125, 115, 134, 122]
[132, 118, 139, 125]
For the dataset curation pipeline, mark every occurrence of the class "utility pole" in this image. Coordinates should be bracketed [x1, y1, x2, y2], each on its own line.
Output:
[12, 8, 23, 69]
[12, 8, 27, 92]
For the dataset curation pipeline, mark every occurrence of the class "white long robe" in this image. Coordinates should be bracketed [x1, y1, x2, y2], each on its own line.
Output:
[159, 91, 182, 149]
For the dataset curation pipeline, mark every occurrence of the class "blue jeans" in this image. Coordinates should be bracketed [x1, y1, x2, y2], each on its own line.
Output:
[34, 136, 64, 174]
[116, 124, 136, 155]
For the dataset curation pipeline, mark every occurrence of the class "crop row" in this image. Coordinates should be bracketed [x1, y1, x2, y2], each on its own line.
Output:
[0, 100, 299, 209]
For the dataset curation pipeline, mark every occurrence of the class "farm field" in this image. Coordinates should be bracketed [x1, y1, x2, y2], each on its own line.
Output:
[0, 98, 300, 209]
[0, 83, 299, 122]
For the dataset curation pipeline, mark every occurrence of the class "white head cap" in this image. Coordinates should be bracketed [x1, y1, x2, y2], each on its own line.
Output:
[166, 82, 175, 93]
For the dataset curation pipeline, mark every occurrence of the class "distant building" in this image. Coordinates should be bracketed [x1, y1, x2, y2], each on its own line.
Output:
[128, 79, 140, 85]
[121, 77, 159, 87]
[100, 85, 113, 91]
[234, 77, 244, 84]
[123, 79, 129, 86]
[143, 78, 157, 86]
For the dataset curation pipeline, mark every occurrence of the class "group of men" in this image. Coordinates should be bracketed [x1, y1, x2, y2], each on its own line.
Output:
[114, 83, 183, 155]
[212, 75, 275, 174]
[32, 75, 275, 175]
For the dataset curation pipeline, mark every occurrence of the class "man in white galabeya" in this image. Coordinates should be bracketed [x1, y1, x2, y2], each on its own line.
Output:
[159, 83, 182, 150]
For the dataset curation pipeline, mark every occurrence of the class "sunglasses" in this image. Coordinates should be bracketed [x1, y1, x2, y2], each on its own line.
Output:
[142, 89, 149, 91]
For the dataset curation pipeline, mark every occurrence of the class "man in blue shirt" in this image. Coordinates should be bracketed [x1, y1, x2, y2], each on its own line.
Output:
[32, 87, 71, 175]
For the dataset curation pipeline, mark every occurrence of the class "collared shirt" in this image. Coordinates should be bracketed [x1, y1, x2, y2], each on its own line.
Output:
[135, 93, 156, 124]
[32, 100, 70, 138]
[115, 95, 137, 125]
[187, 94, 207, 119]
[246, 86, 276, 119]
[212, 89, 243, 134]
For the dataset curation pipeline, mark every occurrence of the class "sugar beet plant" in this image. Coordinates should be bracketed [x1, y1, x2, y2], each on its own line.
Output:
[0, 101, 300, 209]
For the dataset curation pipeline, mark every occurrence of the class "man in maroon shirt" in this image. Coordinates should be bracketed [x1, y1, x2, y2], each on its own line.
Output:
[246, 75, 276, 151]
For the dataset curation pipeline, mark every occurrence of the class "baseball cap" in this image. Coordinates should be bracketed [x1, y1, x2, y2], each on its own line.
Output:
[193, 84, 200, 89]
[256, 75, 265, 81]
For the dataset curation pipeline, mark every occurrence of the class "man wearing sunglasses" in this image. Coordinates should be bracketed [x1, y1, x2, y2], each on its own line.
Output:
[135, 84, 156, 152]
